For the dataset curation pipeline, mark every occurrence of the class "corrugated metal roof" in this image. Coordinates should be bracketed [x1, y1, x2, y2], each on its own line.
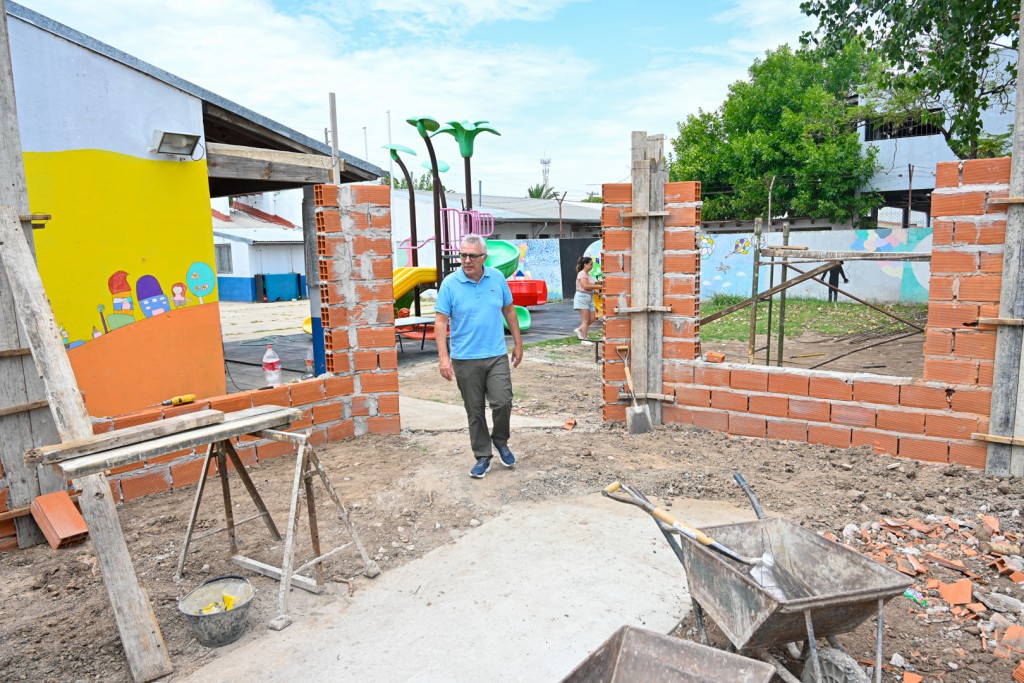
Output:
[213, 212, 303, 245]
[410, 190, 600, 223]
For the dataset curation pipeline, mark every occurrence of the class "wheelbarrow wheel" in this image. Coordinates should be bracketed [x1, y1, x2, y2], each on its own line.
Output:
[800, 648, 869, 683]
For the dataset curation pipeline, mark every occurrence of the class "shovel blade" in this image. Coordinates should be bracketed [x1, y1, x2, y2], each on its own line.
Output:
[626, 406, 653, 435]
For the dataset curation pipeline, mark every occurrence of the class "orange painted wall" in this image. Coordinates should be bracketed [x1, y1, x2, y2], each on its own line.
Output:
[68, 303, 225, 417]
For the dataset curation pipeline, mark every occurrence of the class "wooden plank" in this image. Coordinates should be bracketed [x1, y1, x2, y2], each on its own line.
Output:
[28, 409, 225, 464]
[612, 306, 672, 314]
[646, 134, 666, 427]
[0, 346, 29, 357]
[0, 205, 92, 441]
[987, 196, 1024, 204]
[206, 142, 336, 169]
[60, 406, 302, 479]
[987, 44, 1024, 475]
[621, 210, 670, 218]
[74, 474, 173, 681]
[0, 398, 47, 418]
[760, 249, 930, 261]
[231, 555, 321, 594]
[978, 317, 1024, 326]
[0, 0, 62, 547]
[973, 432, 1024, 447]
[206, 154, 332, 184]
[629, 131, 651, 406]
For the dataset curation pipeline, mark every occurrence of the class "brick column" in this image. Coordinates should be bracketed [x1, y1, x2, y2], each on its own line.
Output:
[315, 184, 400, 436]
[600, 183, 632, 422]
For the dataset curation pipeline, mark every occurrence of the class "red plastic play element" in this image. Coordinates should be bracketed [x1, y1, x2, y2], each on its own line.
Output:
[506, 279, 547, 307]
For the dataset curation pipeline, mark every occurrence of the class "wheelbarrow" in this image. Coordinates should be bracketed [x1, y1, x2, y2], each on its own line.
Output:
[560, 625, 775, 683]
[604, 480, 911, 683]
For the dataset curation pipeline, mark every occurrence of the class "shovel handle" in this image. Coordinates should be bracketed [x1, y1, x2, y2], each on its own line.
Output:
[649, 507, 715, 546]
[733, 472, 766, 520]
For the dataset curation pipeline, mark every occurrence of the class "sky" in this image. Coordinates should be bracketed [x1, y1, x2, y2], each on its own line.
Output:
[17, 0, 816, 201]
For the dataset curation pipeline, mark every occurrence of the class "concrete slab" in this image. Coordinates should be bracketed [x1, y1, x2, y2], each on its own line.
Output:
[185, 495, 753, 683]
[399, 396, 564, 432]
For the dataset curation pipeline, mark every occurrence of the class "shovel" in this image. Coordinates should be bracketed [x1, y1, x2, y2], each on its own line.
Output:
[603, 481, 806, 602]
[615, 345, 652, 435]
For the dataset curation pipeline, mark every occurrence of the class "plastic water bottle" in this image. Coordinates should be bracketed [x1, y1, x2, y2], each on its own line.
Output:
[262, 345, 282, 387]
[302, 347, 315, 379]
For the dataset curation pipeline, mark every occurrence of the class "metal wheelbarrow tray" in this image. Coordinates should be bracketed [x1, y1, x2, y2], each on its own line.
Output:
[679, 517, 911, 682]
[560, 625, 775, 683]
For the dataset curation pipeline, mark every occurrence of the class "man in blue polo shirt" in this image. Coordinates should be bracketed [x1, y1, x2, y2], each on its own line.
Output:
[435, 235, 523, 478]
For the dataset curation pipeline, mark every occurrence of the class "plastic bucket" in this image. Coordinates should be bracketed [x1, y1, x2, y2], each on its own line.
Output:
[178, 575, 255, 648]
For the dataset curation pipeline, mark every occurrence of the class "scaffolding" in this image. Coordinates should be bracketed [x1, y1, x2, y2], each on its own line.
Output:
[698, 219, 931, 370]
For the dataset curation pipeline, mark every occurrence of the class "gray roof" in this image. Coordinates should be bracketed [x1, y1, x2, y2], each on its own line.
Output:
[7, 1, 384, 178]
[213, 212, 303, 245]
[411, 190, 601, 224]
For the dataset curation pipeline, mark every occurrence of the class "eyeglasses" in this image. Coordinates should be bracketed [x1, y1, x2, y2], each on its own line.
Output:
[459, 253, 485, 260]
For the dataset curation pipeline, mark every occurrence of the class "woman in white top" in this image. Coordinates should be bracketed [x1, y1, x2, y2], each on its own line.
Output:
[573, 256, 599, 342]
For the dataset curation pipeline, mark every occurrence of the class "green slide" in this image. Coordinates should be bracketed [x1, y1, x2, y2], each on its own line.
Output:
[503, 305, 532, 333]
[485, 240, 520, 279]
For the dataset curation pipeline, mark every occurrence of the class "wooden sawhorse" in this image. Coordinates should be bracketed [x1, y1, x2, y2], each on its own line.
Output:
[175, 419, 380, 630]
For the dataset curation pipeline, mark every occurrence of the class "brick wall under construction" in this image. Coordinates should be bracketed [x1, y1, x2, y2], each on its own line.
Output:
[0, 183, 400, 550]
[601, 158, 1012, 469]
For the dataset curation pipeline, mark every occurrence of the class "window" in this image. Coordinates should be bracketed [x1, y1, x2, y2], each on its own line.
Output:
[864, 110, 944, 141]
[214, 244, 233, 274]
[516, 234, 528, 239]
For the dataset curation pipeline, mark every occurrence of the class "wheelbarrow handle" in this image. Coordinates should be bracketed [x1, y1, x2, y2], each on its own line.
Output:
[603, 481, 754, 565]
[732, 472, 766, 520]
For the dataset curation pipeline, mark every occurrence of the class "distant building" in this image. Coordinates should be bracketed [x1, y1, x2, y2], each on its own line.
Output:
[390, 190, 601, 267]
[212, 206, 306, 302]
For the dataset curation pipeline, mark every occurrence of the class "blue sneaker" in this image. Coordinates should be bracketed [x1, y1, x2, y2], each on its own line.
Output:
[469, 457, 492, 479]
[495, 444, 516, 468]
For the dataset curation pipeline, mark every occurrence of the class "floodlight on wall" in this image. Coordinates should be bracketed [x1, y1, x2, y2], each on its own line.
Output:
[152, 130, 201, 156]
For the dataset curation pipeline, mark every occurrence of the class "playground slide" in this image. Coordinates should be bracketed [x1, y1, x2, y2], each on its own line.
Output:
[484, 240, 520, 279]
[393, 267, 438, 302]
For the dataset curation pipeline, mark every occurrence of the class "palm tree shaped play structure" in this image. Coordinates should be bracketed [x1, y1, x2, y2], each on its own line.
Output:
[406, 116, 444, 277]
[433, 120, 500, 211]
[383, 143, 419, 266]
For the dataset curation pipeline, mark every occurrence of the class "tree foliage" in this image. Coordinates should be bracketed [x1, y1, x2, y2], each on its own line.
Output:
[526, 183, 558, 199]
[393, 173, 434, 191]
[670, 44, 879, 224]
[800, 0, 1018, 159]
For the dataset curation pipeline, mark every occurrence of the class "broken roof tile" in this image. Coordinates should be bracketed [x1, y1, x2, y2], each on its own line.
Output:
[938, 578, 974, 605]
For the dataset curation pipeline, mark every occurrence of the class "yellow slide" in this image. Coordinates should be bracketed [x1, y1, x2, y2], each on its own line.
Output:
[393, 267, 438, 301]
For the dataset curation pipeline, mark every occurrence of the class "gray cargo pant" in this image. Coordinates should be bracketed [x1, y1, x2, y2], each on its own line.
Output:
[452, 354, 513, 460]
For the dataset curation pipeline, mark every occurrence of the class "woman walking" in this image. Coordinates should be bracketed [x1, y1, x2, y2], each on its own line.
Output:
[573, 256, 600, 343]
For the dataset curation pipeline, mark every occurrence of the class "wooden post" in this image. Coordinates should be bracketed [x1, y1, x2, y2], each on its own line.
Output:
[747, 218, 763, 364]
[775, 221, 791, 366]
[0, 7, 171, 678]
[0, 0, 65, 548]
[629, 132, 666, 426]
[987, 5, 1024, 475]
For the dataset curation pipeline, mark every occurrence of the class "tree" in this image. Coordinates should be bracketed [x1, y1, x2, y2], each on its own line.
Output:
[527, 183, 558, 199]
[670, 43, 880, 224]
[393, 172, 433, 191]
[581, 193, 603, 203]
[800, 0, 1018, 159]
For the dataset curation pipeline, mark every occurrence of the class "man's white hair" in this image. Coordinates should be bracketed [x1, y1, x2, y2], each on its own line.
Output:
[460, 234, 488, 253]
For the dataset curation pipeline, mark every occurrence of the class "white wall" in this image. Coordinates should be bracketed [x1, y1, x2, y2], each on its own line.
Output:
[248, 244, 304, 275]
[11, 16, 203, 157]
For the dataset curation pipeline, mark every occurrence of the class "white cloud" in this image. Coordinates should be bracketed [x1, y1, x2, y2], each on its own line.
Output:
[17, 0, 816, 199]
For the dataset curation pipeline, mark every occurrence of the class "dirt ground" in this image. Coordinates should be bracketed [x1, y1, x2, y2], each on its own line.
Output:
[1, 338, 1021, 683]
[706, 330, 926, 378]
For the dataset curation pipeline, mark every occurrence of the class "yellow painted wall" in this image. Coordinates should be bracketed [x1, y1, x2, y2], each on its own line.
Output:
[23, 149, 225, 415]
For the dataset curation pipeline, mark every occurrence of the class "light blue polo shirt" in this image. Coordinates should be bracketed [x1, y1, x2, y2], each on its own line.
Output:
[435, 266, 513, 360]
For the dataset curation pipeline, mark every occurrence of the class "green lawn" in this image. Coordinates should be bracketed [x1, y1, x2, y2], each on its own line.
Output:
[699, 294, 928, 342]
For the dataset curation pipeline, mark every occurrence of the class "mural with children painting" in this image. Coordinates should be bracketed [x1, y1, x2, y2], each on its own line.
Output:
[698, 227, 932, 304]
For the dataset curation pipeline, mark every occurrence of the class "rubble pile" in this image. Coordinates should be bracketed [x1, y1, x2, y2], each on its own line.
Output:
[826, 511, 1024, 681]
